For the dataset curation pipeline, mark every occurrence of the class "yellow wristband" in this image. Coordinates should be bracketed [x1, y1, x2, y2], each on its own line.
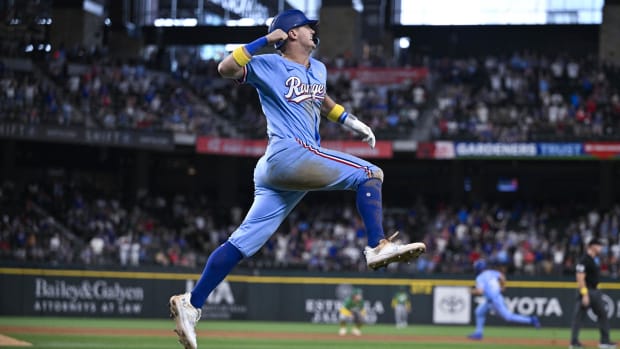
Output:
[326, 104, 345, 123]
[232, 46, 251, 67]
[580, 287, 588, 295]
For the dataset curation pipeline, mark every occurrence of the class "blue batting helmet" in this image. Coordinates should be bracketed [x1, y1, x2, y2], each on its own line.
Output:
[473, 259, 487, 273]
[268, 9, 318, 49]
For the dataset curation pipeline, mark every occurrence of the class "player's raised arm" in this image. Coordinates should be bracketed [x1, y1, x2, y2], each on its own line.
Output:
[321, 95, 376, 148]
[217, 29, 288, 79]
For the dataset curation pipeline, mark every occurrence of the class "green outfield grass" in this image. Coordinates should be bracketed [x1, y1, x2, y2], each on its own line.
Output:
[0, 317, 615, 349]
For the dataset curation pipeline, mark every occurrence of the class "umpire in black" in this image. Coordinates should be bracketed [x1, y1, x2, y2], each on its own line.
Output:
[569, 238, 616, 349]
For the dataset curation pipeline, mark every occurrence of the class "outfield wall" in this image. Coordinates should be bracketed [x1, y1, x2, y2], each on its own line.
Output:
[1, 267, 620, 328]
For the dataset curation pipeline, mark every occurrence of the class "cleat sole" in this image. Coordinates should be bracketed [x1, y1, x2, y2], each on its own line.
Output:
[368, 245, 426, 270]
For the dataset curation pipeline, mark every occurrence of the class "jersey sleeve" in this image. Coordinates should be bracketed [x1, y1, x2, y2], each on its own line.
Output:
[343, 297, 352, 309]
[240, 54, 273, 88]
[575, 256, 586, 273]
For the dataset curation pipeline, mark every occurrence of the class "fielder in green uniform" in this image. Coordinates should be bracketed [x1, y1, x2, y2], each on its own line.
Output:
[391, 288, 411, 328]
[339, 288, 366, 336]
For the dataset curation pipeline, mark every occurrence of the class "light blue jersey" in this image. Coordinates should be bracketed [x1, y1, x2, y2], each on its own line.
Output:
[475, 270, 502, 298]
[242, 54, 326, 147]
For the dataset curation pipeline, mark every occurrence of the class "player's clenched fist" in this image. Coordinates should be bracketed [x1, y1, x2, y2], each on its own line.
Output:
[266, 29, 288, 46]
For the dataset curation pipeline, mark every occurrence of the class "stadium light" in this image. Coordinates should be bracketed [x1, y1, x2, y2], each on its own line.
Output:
[399, 37, 410, 49]
[224, 44, 244, 52]
[154, 18, 198, 27]
[225, 18, 257, 26]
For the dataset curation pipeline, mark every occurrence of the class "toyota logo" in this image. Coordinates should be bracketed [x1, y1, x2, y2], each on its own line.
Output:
[440, 295, 466, 313]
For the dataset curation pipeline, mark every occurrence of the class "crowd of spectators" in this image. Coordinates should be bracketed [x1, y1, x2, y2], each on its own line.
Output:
[0, 61, 79, 126]
[430, 52, 620, 141]
[1, 43, 427, 140]
[44, 51, 237, 136]
[5, 42, 620, 143]
[2, 177, 619, 279]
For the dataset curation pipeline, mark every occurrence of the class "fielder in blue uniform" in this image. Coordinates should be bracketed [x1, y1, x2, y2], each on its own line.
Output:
[168, 9, 425, 349]
[468, 260, 540, 340]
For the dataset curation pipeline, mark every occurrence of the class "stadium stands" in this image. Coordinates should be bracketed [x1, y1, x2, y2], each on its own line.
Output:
[2, 177, 618, 278]
[3, 45, 619, 142]
[430, 53, 620, 141]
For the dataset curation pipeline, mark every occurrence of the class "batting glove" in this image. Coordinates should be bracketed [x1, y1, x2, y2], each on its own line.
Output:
[343, 114, 376, 148]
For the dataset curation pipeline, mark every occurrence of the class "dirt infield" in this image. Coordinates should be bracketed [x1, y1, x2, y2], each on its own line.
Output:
[0, 325, 588, 347]
[0, 334, 32, 347]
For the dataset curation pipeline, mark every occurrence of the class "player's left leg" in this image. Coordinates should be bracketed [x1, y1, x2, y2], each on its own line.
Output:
[491, 294, 539, 327]
[395, 305, 407, 327]
[468, 300, 491, 339]
[570, 296, 588, 347]
[352, 311, 363, 336]
[339, 308, 354, 336]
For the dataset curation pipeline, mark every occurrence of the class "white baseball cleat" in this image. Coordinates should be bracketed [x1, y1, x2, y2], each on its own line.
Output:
[338, 327, 347, 336]
[169, 293, 202, 349]
[351, 328, 362, 336]
[364, 232, 426, 270]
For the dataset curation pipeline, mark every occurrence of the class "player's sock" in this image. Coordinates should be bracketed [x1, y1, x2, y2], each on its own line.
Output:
[356, 178, 384, 248]
[190, 241, 243, 309]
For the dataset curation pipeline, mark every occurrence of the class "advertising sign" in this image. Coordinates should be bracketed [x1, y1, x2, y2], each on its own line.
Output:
[30, 277, 148, 316]
[1, 268, 619, 328]
[329, 67, 429, 85]
[202, 281, 248, 320]
[433, 286, 471, 324]
[196, 137, 393, 158]
[0, 123, 174, 151]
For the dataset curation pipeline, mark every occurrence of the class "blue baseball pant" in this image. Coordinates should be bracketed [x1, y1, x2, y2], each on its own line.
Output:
[474, 292, 532, 334]
[229, 137, 382, 257]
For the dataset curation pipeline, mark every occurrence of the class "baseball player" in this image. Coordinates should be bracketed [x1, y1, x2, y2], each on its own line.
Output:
[468, 260, 541, 340]
[391, 287, 411, 328]
[339, 288, 366, 336]
[168, 9, 426, 349]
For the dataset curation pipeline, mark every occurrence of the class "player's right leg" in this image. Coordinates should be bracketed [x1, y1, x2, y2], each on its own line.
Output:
[468, 300, 490, 340]
[491, 293, 539, 327]
[169, 293, 202, 349]
[570, 297, 588, 349]
[170, 155, 306, 348]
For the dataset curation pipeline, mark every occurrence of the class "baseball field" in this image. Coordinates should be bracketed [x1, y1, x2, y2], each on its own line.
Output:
[0, 316, 615, 349]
